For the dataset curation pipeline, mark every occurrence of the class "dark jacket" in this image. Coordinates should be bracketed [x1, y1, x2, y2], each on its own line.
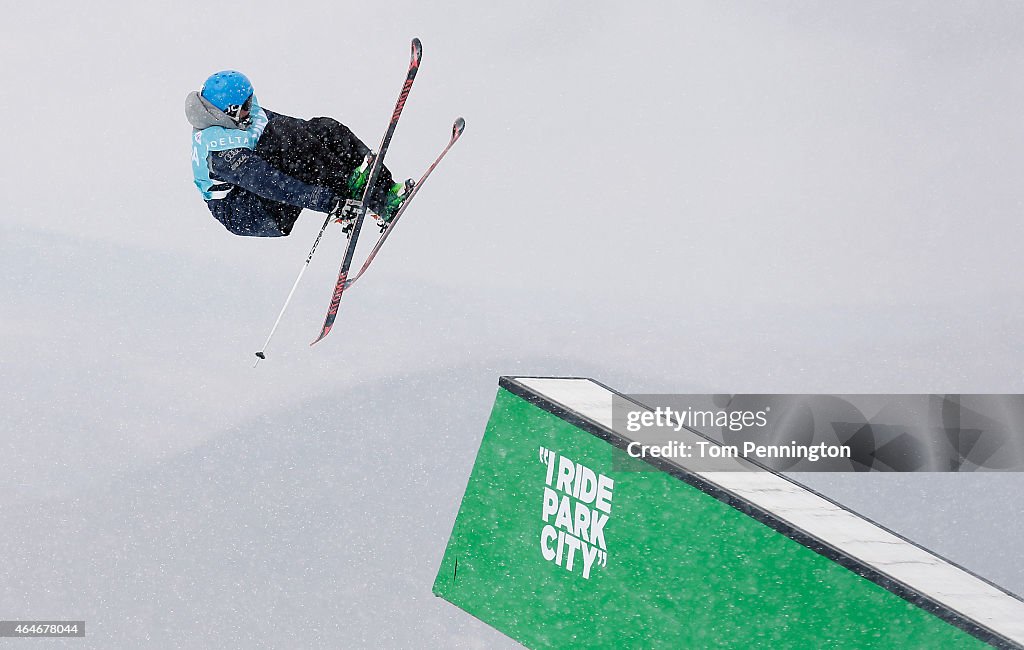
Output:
[187, 93, 395, 237]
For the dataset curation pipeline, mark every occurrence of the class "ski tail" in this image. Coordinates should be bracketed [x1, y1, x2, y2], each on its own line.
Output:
[311, 38, 423, 346]
[344, 117, 465, 291]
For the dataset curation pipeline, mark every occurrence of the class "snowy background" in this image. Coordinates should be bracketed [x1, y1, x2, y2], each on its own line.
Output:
[2, 1, 1024, 647]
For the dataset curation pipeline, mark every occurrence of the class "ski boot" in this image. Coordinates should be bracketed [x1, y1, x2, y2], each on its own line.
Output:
[333, 153, 375, 232]
[347, 152, 373, 197]
[376, 178, 415, 232]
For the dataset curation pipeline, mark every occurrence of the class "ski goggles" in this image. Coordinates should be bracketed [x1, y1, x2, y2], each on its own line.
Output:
[225, 94, 253, 125]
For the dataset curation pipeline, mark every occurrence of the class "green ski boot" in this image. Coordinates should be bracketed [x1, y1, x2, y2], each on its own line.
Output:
[377, 179, 415, 231]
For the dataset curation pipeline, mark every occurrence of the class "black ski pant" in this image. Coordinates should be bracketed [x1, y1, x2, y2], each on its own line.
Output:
[255, 114, 396, 234]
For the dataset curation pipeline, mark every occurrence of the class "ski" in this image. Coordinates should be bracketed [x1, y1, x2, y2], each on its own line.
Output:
[311, 37, 423, 346]
[344, 117, 465, 291]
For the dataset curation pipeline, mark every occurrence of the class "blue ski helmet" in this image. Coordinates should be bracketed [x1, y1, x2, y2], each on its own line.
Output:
[201, 70, 254, 112]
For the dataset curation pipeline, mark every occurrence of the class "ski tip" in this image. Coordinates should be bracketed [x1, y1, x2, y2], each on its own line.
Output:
[310, 327, 330, 347]
[453, 117, 466, 136]
[411, 38, 423, 62]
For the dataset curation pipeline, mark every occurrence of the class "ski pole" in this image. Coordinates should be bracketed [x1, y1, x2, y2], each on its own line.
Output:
[253, 213, 336, 365]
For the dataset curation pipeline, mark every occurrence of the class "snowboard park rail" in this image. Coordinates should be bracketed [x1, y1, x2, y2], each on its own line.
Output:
[433, 377, 1024, 649]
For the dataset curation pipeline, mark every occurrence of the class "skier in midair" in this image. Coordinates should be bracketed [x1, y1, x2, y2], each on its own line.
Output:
[186, 70, 413, 237]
